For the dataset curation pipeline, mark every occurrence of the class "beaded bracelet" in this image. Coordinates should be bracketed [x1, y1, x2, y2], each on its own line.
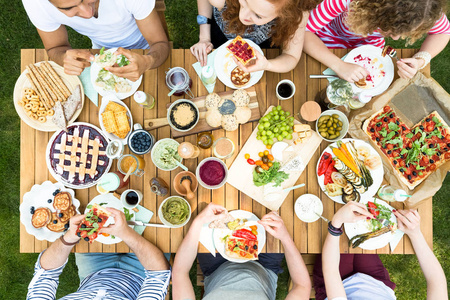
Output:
[328, 221, 344, 236]
[412, 51, 431, 70]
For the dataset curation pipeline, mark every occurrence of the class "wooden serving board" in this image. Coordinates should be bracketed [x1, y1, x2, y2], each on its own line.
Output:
[227, 106, 323, 211]
[143, 87, 260, 138]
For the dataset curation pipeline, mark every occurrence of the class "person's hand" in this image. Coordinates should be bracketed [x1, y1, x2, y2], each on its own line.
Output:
[397, 58, 421, 79]
[393, 209, 421, 238]
[191, 39, 214, 67]
[196, 203, 228, 224]
[65, 214, 86, 243]
[258, 211, 291, 243]
[100, 207, 132, 239]
[334, 61, 369, 83]
[331, 201, 373, 228]
[106, 48, 150, 82]
[232, 50, 269, 73]
[63, 49, 94, 76]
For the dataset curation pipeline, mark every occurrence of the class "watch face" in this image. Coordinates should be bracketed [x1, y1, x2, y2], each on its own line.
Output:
[197, 15, 207, 25]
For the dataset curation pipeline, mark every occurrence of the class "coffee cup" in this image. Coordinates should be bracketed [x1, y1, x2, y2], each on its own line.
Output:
[276, 79, 296, 100]
[121, 189, 143, 209]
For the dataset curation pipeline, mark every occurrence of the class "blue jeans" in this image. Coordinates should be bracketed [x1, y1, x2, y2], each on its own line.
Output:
[75, 253, 172, 282]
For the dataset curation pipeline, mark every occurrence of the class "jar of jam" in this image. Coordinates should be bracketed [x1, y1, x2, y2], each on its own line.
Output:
[165, 67, 194, 98]
[197, 132, 214, 149]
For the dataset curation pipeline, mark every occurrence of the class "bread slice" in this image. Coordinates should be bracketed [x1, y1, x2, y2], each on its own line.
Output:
[63, 85, 82, 121]
[52, 101, 67, 130]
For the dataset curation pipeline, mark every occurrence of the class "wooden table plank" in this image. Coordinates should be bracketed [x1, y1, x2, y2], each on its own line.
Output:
[20, 49, 433, 255]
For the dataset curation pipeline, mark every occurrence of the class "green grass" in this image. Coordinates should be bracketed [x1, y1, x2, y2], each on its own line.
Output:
[0, 0, 448, 299]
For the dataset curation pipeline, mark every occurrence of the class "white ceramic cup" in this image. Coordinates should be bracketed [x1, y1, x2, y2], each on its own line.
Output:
[121, 189, 143, 209]
[276, 79, 296, 100]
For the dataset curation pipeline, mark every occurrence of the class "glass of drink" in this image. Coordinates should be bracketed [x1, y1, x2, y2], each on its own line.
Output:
[133, 91, 155, 109]
[96, 171, 129, 194]
[276, 80, 296, 100]
[118, 154, 146, 177]
[121, 189, 143, 209]
[377, 185, 395, 202]
[165, 67, 194, 98]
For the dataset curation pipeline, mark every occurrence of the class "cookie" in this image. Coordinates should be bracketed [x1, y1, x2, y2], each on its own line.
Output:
[53, 192, 72, 211]
[47, 212, 66, 232]
[31, 207, 52, 228]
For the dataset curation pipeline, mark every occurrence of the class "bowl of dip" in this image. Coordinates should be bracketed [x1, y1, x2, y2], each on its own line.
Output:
[158, 196, 191, 228]
[196, 157, 228, 189]
[167, 99, 199, 132]
[294, 194, 323, 223]
[150, 138, 183, 171]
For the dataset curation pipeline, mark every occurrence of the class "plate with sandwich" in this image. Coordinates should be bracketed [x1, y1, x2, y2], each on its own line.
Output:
[212, 210, 266, 263]
[99, 95, 133, 144]
[13, 61, 84, 131]
[91, 47, 142, 100]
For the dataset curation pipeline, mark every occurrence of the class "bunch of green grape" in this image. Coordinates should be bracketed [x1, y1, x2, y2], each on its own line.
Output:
[256, 105, 294, 146]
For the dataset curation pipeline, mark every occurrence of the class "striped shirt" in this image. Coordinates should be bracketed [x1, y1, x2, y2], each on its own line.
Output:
[27, 252, 170, 300]
[306, 0, 450, 48]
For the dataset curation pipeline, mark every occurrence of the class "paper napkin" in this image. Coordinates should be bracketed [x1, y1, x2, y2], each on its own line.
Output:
[192, 51, 217, 94]
[389, 229, 404, 252]
[78, 66, 99, 106]
[133, 205, 154, 235]
[199, 223, 216, 256]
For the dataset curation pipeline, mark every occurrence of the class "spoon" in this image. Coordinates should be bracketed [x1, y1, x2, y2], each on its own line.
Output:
[314, 212, 330, 223]
[123, 161, 136, 182]
[167, 84, 181, 97]
[172, 157, 188, 171]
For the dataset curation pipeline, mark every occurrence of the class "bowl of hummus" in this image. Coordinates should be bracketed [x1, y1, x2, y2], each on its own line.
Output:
[150, 138, 182, 171]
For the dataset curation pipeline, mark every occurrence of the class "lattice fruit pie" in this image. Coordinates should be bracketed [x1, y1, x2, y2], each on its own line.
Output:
[47, 123, 111, 188]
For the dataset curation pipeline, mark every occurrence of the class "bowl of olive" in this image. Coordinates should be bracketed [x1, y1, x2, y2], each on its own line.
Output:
[316, 110, 348, 142]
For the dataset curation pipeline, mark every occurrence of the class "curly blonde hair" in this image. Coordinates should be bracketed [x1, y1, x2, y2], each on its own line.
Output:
[222, 0, 320, 48]
[346, 0, 446, 44]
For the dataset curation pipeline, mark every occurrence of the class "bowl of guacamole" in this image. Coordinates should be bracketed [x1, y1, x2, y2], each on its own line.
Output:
[158, 196, 191, 228]
[150, 138, 182, 171]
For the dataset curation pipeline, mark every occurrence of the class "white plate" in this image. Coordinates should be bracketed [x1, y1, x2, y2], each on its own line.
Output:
[46, 122, 112, 189]
[84, 193, 135, 244]
[344, 198, 396, 250]
[213, 210, 266, 263]
[316, 138, 383, 204]
[90, 48, 142, 100]
[294, 194, 323, 223]
[13, 61, 85, 132]
[343, 45, 394, 97]
[98, 94, 133, 144]
[19, 181, 81, 242]
[214, 39, 264, 89]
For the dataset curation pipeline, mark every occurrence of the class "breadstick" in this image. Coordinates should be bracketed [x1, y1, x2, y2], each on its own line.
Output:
[29, 64, 56, 106]
[25, 72, 51, 110]
[43, 61, 71, 97]
[40, 63, 66, 101]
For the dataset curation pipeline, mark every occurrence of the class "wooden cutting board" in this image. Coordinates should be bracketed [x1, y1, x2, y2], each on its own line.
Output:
[227, 106, 323, 211]
[143, 87, 260, 138]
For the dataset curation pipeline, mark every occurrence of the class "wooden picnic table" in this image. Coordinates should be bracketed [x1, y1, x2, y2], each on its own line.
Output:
[20, 48, 433, 255]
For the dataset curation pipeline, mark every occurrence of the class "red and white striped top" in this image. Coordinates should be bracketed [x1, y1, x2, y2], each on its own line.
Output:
[306, 0, 450, 48]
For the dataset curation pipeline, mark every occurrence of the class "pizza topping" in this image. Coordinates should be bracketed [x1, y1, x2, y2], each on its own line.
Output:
[233, 229, 257, 241]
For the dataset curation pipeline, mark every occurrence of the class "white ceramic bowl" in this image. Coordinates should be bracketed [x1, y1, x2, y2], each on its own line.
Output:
[158, 196, 191, 228]
[196, 157, 228, 189]
[150, 138, 182, 171]
[315, 110, 349, 142]
[167, 99, 200, 132]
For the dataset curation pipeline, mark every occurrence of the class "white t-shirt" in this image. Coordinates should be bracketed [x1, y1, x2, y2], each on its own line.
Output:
[327, 273, 396, 300]
[22, 0, 155, 49]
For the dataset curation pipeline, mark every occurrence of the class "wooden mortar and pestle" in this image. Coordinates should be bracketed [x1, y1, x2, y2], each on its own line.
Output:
[173, 171, 198, 200]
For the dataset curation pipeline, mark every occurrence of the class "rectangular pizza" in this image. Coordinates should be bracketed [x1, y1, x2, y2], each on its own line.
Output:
[363, 105, 450, 189]
[76, 203, 111, 243]
[226, 36, 255, 65]
[225, 236, 258, 260]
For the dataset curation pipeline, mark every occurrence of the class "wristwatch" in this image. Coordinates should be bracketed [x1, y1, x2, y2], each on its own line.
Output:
[197, 15, 212, 25]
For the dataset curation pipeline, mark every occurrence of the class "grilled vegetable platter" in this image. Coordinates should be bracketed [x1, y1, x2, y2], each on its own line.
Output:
[316, 138, 384, 204]
[344, 198, 397, 250]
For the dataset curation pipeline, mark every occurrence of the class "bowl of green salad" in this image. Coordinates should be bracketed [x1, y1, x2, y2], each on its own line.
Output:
[158, 196, 191, 228]
[150, 138, 183, 171]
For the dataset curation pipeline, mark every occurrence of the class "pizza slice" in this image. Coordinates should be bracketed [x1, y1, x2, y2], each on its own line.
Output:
[76, 204, 111, 243]
[226, 36, 255, 65]
[225, 236, 258, 260]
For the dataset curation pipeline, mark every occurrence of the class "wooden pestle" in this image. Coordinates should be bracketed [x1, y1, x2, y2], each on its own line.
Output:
[180, 176, 195, 200]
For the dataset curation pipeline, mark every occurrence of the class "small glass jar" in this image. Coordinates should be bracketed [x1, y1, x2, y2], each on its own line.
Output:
[377, 185, 395, 202]
[106, 140, 124, 160]
[165, 67, 194, 98]
[197, 132, 214, 149]
[118, 154, 146, 177]
[213, 137, 235, 160]
[178, 142, 200, 159]
[133, 91, 155, 109]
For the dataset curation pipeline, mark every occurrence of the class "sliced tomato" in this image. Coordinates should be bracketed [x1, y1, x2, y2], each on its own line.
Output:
[383, 106, 391, 113]
[233, 229, 257, 241]
[367, 202, 379, 217]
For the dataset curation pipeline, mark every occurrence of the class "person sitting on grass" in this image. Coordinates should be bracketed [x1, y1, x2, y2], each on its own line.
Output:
[172, 203, 312, 300]
[313, 201, 448, 300]
[303, 0, 450, 83]
[21, 0, 169, 81]
[27, 208, 170, 300]
[191, 0, 320, 73]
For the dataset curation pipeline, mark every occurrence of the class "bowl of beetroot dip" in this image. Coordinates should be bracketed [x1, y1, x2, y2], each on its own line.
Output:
[196, 157, 228, 189]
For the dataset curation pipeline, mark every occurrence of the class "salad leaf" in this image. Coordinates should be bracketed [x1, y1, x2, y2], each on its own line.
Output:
[253, 162, 289, 187]
[117, 55, 130, 67]
[388, 122, 399, 131]
[100, 47, 105, 55]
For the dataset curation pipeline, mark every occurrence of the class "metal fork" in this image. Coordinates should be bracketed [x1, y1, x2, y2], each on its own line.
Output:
[383, 46, 399, 61]
[374, 218, 390, 228]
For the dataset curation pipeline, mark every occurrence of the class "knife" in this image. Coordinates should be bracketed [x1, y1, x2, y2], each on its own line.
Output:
[127, 220, 172, 228]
